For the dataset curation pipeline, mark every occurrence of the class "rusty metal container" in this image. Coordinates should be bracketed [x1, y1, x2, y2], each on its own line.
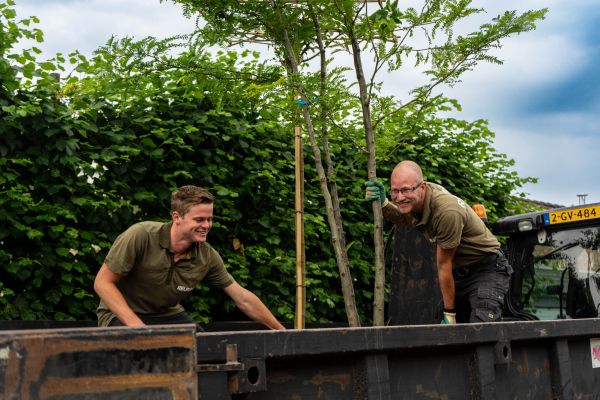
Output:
[0, 325, 197, 399]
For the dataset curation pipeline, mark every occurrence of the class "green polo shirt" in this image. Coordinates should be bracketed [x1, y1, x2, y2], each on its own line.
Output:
[414, 183, 500, 269]
[97, 221, 234, 327]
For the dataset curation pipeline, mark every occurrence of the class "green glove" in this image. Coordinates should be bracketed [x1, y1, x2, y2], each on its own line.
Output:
[440, 311, 456, 324]
[364, 181, 389, 207]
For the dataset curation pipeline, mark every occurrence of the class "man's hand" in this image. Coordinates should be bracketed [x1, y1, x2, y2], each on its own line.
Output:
[224, 282, 286, 330]
[440, 309, 456, 324]
[365, 181, 389, 207]
[94, 264, 145, 327]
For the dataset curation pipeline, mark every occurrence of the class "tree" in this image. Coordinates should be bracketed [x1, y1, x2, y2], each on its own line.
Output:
[160, 0, 547, 325]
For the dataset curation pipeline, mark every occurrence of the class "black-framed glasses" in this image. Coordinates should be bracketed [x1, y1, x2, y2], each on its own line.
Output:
[390, 182, 423, 196]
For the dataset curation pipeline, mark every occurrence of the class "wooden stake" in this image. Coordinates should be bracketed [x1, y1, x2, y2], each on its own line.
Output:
[294, 120, 306, 329]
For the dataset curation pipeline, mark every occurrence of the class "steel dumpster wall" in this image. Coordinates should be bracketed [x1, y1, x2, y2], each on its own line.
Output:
[196, 319, 600, 399]
[2, 320, 599, 399]
[0, 325, 198, 400]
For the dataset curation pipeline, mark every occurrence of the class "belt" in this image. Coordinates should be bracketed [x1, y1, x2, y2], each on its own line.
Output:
[452, 251, 499, 279]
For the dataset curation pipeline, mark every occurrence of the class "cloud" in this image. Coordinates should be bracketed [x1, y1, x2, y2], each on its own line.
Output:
[495, 126, 599, 207]
[8, 0, 600, 207]
[12, 0, 196, 59]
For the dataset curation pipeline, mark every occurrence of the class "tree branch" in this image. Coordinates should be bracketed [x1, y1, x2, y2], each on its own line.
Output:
[311, 105, 369, 153]
[376, 102, 426, 163]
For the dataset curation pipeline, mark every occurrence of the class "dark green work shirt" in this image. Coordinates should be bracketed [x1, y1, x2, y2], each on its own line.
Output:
[97, 221, 234, 327]
[414, 183, 500, 269]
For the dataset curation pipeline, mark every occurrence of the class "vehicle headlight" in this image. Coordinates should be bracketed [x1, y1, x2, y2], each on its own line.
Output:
[517, 220, 533, 232]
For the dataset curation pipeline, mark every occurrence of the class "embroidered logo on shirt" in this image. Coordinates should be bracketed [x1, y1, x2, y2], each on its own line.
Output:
[438, 185, 466, 209]
[429, 237, 437, 243]
[177, 286, 194, 292]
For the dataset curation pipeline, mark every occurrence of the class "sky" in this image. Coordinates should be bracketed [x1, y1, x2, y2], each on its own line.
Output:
[9, 0, 600, 207]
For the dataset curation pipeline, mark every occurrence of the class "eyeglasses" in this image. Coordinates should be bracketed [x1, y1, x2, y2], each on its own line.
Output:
[390, 182, 423, 196]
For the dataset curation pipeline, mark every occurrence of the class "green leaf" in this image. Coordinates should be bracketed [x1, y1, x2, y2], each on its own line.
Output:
[266, 236, 281, 245]
[30, 300, 44, 310]
[345, 241, 356, 252]
[277, 285, 289, 296]
[20, 310, 36, 320]
[45, 289, 62, 304]
[54, 312, 67, 321]
[55, 248, 70, 257]
[61, 286, 74, 295]
[4, 264, 19, 274]
[141, 138, 156, 147]
[26, 229, 43, 239]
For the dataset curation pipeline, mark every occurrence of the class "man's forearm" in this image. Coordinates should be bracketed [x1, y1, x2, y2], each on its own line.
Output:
[95, 282, 144, 326]
[239, 292, 285, 330]
[437, 261, 455, 309]
[381, 202, 413, 226]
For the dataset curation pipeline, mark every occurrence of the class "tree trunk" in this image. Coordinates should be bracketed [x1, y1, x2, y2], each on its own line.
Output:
[273, 2, 361, 327]
[311, 8, 347, 260]
[347, 28, 386, 326]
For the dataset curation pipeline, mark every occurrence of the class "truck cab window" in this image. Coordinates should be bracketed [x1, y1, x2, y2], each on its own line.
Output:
[523, 228, 600, 320]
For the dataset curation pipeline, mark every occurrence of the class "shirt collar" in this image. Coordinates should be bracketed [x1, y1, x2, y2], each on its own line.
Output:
[159, 220, 200, 259]
[159, 221, 173, 249]
[416, 183, 433, 226]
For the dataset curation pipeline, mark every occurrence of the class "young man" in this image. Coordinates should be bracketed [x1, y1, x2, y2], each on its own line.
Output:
[365, 161, 512, 324]
[95, 185, 285, 331]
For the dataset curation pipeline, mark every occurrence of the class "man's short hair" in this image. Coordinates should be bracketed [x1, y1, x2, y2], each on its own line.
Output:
[171, 186, 214, 217]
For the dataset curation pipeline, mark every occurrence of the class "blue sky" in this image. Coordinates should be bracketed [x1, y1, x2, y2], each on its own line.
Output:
[10, 0, 600, 207]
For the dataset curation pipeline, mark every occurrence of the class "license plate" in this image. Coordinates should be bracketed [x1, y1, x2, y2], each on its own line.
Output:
[544, 205, 600, 225]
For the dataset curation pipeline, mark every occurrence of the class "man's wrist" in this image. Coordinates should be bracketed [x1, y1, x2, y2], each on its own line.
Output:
[443, 307, 455, 313]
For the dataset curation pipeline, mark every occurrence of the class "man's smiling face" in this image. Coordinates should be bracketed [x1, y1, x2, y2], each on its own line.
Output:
[177, 203, 213, 243]
[390, 170, 425, 215]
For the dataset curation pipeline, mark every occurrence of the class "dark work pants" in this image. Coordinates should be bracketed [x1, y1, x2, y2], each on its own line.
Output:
[439, 250, 513, 323]
[108, 311, 204, 332]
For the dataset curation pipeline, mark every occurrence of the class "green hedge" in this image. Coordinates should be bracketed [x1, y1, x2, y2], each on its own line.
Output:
[0, 1, 533, 323]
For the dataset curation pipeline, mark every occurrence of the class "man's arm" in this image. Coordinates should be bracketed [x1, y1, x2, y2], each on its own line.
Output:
[94, 264, 145, 326]
[436, 246, 457, 309]
[223, 282, 286, 330]
[365, 180, 413, 226]
[382, 202, 414, 226]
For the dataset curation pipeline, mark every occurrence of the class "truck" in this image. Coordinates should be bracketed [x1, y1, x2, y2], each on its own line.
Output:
[1, 201, 599, 399]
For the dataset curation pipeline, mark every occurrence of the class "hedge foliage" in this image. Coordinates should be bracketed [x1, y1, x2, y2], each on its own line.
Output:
[0, 2, 534, 323]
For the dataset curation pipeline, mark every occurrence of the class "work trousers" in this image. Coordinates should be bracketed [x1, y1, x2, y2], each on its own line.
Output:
[439, 250, 513, 323]
[108, 311, 204, 332]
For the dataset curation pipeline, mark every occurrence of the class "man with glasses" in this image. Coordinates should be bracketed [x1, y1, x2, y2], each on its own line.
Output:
[365, 161, 512, 324]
